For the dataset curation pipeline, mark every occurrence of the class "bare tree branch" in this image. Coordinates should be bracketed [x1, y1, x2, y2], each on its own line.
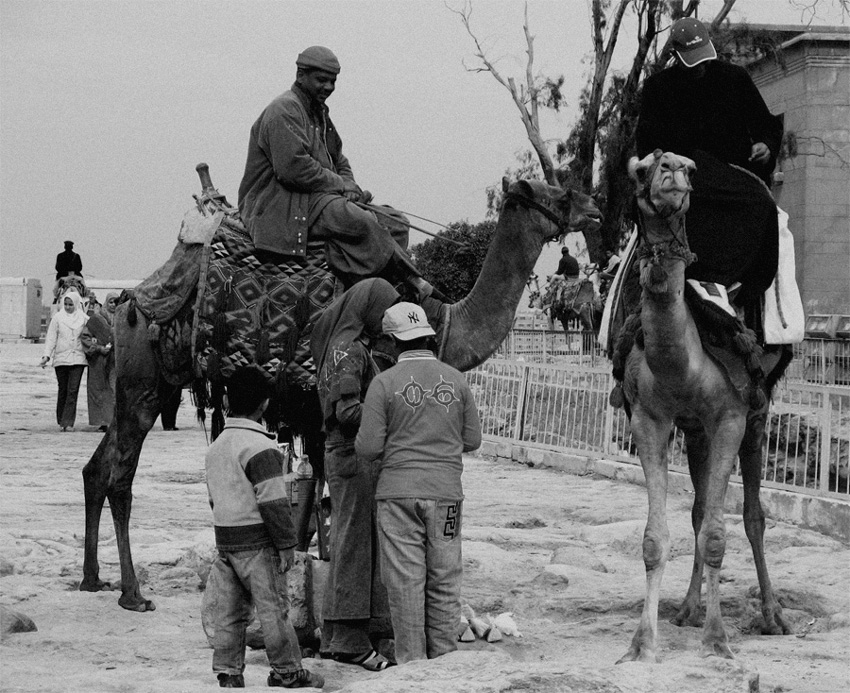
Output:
[711, 0, 739, 31]
[449, 1, 557, 184]
[571, 0, 631, 191]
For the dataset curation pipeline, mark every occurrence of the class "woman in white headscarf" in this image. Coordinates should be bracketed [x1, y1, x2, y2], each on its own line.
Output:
[81, 291, 118, 431]
[40, 288, 89, 431]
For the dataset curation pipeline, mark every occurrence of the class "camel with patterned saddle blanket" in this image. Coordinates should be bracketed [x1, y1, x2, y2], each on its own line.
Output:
[79, 163, 603, 612]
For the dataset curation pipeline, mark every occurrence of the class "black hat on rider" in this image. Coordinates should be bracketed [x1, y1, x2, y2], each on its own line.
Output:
[669, 18, 717, 68]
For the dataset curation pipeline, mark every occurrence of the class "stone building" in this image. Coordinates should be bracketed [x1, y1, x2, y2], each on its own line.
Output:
[746, 26, 849, 317]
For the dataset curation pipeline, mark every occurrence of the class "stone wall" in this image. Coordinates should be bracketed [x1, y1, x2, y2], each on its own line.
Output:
[749, 31, 850, 315]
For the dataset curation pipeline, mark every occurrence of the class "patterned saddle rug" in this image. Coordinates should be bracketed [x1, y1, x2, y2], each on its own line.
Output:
[192, 212, 342, 431]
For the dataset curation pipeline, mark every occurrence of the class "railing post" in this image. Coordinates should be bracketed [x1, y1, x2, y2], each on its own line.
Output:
[514, 363, 529, 442]
[602, 371, 615, 456]
[818, 388, 833, 495]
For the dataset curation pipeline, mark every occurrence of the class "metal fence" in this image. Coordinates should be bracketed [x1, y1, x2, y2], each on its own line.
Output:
[468, 347, 850, 501]
[493, 329, 850, 386]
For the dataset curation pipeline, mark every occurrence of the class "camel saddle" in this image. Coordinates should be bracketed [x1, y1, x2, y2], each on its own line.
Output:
[610, 284, 766, 411]
[122, 194, 342, 436]
[193, 213, 340, 391]
[545, 276, 588, 321]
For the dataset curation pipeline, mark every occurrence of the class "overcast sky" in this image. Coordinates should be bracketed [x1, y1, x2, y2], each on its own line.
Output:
[1, 0, 846, 300]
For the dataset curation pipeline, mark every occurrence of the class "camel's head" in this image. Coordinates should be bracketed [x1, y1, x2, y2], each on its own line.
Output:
[628, 150, 695, 220]
[501, 177, 602, 243]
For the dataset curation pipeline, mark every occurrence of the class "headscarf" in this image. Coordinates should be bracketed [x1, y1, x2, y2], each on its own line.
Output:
[101, 291, 120, 326]
[310, 278, 399, 421]
[311, 278, 399, 376]
[55, 288, 89, 330]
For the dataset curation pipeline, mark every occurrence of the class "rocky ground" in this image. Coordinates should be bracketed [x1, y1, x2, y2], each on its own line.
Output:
[1, 342, 848, 692]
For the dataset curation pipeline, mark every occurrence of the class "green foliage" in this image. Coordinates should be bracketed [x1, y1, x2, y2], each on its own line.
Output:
[411, 220, 497, 302]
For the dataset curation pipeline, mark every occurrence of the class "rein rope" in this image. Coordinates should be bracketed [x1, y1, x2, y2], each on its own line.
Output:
[356, 202, 467, 248]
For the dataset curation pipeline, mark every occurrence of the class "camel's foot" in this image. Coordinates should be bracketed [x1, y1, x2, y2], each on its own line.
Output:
[615, 646, 659, 665]
[118, 594, 156, 612]
[699, 637, 734, 659]
[616, 628, 660, 664]
[761, 609, 792, 636]
[670, 601, 703, 628]
[78, 577, 116, 593]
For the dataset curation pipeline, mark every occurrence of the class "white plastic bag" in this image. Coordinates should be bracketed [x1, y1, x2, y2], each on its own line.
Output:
[764, 207, 805, 344]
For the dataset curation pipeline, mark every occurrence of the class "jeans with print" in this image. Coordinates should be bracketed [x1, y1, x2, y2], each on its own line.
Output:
[376, 498, 462, 664]
[211, 546, 302, 676]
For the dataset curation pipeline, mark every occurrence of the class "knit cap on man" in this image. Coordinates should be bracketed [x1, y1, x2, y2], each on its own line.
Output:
[669, 18, 717, 67]
[296, 46, 341, 74]
[382, 302, 435, 341]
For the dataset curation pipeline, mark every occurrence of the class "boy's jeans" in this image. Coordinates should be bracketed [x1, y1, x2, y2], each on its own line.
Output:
[376, 498, 462, 664]
[211, 546, 302, 676]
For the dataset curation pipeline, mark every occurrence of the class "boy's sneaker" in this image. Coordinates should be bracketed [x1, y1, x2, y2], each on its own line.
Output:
[217, 672, 245, 688]
[268, 668, 325, 688]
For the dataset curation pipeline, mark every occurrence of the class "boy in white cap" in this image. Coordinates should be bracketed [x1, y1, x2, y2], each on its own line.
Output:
[355, 302, 481, 664]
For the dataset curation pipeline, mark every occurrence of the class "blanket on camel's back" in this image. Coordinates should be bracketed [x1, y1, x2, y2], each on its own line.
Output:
[543, 275, 594, 321]
[194, 215, 340, 395]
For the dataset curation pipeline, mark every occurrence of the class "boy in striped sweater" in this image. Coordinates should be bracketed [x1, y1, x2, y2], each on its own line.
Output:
[205, 365, 323, 689]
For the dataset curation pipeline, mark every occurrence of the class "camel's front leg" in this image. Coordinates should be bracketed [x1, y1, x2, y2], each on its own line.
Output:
[109, 395, 158, 613]
[618, 409, 672, 664]
[110, 478, 154, 612]
[698, 414, 746, 659]
[740, 408, 790, 635]
[671, 425, 711, 627]
[80, 429, 117, 592]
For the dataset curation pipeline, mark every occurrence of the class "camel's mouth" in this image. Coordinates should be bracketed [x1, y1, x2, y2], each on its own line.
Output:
[563, 190, 603, 238]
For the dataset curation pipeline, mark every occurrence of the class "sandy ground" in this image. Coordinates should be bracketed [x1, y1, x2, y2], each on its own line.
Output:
[0, 341, 848, 693]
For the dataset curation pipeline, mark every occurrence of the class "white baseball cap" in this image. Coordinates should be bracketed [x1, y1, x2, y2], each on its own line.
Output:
[382, 302, 435, 341]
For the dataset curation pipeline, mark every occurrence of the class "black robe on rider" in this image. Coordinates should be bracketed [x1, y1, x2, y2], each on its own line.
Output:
[637, 59, 782, 307]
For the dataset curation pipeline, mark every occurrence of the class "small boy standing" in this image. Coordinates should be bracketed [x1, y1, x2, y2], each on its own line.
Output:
[355, 303, 482, 664]
[205, 365, 324, 689]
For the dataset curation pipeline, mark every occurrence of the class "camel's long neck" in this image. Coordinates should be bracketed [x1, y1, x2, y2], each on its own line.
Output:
[440, 205, 547, 371]
[638, 216, 701, 379]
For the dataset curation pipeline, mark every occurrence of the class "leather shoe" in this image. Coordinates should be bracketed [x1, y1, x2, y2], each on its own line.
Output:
[217, 673, 244, 688]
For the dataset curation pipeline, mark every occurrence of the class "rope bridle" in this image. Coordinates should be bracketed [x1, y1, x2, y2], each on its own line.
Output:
[635, 159, 695, 266]
[503, 189, 569, 243]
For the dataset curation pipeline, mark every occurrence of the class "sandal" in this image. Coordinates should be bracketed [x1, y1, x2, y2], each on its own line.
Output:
[333, 649, 393, 671]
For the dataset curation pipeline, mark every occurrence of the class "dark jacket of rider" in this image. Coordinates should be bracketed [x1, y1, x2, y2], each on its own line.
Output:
[636, 60, 782, 188]
[238, 83, 355, 258]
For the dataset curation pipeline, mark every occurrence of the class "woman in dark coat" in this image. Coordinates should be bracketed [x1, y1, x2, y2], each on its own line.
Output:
[310, 278, 399, 670]
[81, 292, 118, 431]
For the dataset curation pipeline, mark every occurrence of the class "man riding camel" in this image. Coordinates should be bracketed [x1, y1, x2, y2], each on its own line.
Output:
[635, 17, 783, 329]
[238, 45, 434, 300]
